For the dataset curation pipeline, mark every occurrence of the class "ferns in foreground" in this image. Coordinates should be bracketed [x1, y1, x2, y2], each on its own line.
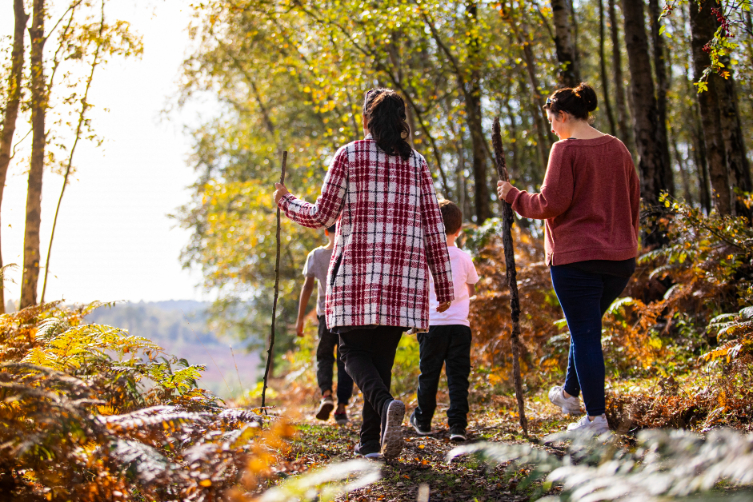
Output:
[0, 302, 379, 501]
[450, 429, 753, 501]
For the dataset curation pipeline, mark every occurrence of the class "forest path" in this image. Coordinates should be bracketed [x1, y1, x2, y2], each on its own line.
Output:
[286, 404, 568, 502]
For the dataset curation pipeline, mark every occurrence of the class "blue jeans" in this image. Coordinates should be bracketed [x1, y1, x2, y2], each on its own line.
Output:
[414, 325, 472, 429]
[550, 265, 630, 416]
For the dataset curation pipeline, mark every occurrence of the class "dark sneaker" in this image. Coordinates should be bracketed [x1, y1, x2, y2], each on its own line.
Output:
[449, 425, 467, 442]
[315, 396, 335, 421]
[354, 441, 381, 459]
[380, 399, 406, 459]
[334, 410, 348, 425]
[409, 410, 432, 436]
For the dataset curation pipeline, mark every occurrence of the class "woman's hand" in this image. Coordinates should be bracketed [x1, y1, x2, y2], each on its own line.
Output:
[274, 183, 290, 205]
[436, 301, 452, 313]
[497, 180, 514, 201]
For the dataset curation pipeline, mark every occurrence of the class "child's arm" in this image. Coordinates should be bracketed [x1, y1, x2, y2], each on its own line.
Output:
[466, 256, 479, 299]
[295, 277, 316, 337]
[467, 283, 476, 297]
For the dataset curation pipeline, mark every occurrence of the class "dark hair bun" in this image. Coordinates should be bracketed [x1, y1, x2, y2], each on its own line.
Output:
[575, 83, 598, 112]
[543, 82, 598, 120]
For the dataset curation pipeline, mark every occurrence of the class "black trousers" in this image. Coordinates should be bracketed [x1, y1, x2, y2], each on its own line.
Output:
[338, 327, 403, 447]
[414, 325, 472, 429]
[316, 316, 354, 405]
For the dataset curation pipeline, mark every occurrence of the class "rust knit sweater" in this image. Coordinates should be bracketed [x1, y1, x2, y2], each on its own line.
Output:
[504, 135, 640, 266]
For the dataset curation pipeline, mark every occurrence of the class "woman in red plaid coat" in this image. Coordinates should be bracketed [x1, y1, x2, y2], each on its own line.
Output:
[274, 88, 454, 459]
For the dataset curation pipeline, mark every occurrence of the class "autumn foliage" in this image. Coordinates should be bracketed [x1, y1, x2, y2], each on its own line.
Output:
[0, 301, 299, 501]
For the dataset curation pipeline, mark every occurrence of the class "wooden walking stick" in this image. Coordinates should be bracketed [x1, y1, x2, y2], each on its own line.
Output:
[261, 150, 287, 411]
[492, 118, 529, 436]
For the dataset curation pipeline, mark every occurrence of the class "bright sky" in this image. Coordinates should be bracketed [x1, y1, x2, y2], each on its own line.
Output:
[1, 0, 207, 306]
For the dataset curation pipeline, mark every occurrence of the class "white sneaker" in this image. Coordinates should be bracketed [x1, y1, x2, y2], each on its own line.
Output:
[548, 386, 582, 415]
[567, 414, 610, 434]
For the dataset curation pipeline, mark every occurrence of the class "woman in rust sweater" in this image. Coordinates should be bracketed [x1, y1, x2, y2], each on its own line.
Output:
[497, 83, 640, 434]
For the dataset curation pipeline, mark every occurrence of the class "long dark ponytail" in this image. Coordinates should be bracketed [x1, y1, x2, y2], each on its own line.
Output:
[363, 88, 412, 160]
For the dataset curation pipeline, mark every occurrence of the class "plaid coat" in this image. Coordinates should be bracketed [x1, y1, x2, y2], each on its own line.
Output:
[279, 137, 454, 332]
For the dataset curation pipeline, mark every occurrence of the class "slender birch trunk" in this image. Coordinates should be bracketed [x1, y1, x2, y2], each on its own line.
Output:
[0, 0, 29, 313]
[21, 0, 47, 308]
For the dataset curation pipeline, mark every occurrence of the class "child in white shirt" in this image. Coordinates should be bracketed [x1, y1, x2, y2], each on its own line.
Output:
[410, 200, 479, 441]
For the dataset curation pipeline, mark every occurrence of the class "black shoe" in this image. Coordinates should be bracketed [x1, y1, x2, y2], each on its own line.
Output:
[449, 425, 467, 442]
[316, 396, 335, 421]
[409, 410, 432, 436]
[354, 441, 381, 459]
[334, 410, 348, 425]
[380, 399, 405, 459]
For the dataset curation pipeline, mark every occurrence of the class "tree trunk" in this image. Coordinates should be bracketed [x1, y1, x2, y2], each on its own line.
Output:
[504, 18, 552, 175]
[621, 0, 669, 212]
[598, 0, 616, 136]
[672, 139, 694, 205]
[465, 77, 489, 222]
[551, 0, 580, 87]
[504, 88, 521, 176]
[717, 59, 752, 220]
[21, 0, 47, 309]
[648, 0, 674, 196]
[0, 0, 29, 314]
[608, 0, 633, 149]
[692, 105, 712, 213]
[465, 1, 490, 223]
[688, 0, 731, 215]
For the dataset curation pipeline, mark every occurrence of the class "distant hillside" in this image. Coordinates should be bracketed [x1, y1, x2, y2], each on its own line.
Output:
[86, 301, 259, 398]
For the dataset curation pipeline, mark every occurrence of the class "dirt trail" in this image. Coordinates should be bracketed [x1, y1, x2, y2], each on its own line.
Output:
[287, 411, 563, 502]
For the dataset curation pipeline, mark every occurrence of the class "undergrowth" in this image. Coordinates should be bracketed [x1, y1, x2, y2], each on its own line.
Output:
[0, 302, 374, 501]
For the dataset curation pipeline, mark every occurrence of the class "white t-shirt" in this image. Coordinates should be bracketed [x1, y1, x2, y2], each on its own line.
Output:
[429, 245, 479, 326]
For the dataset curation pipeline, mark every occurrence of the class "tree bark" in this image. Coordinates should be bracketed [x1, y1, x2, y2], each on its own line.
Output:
[621, 0, 669, 212]
[688, 0, 731, 215]
[465, 1, 490, 223]
[598, 0, 616, 136]
[672, 139, 694, 205]
[551, 0, 580, 87]
[648, 0, 674, 196]
[608, 0, 633, 149]
[692, 104, 712, 214]
[504, 17, 552, 175]
[21, 0, 47, 308]
[717, 59, 752, 219]
[0, 0, 29, 314]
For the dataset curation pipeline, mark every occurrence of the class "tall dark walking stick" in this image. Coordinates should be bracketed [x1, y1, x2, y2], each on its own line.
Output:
[261, 150, 287, 411]
[492, 118, 529, 436]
